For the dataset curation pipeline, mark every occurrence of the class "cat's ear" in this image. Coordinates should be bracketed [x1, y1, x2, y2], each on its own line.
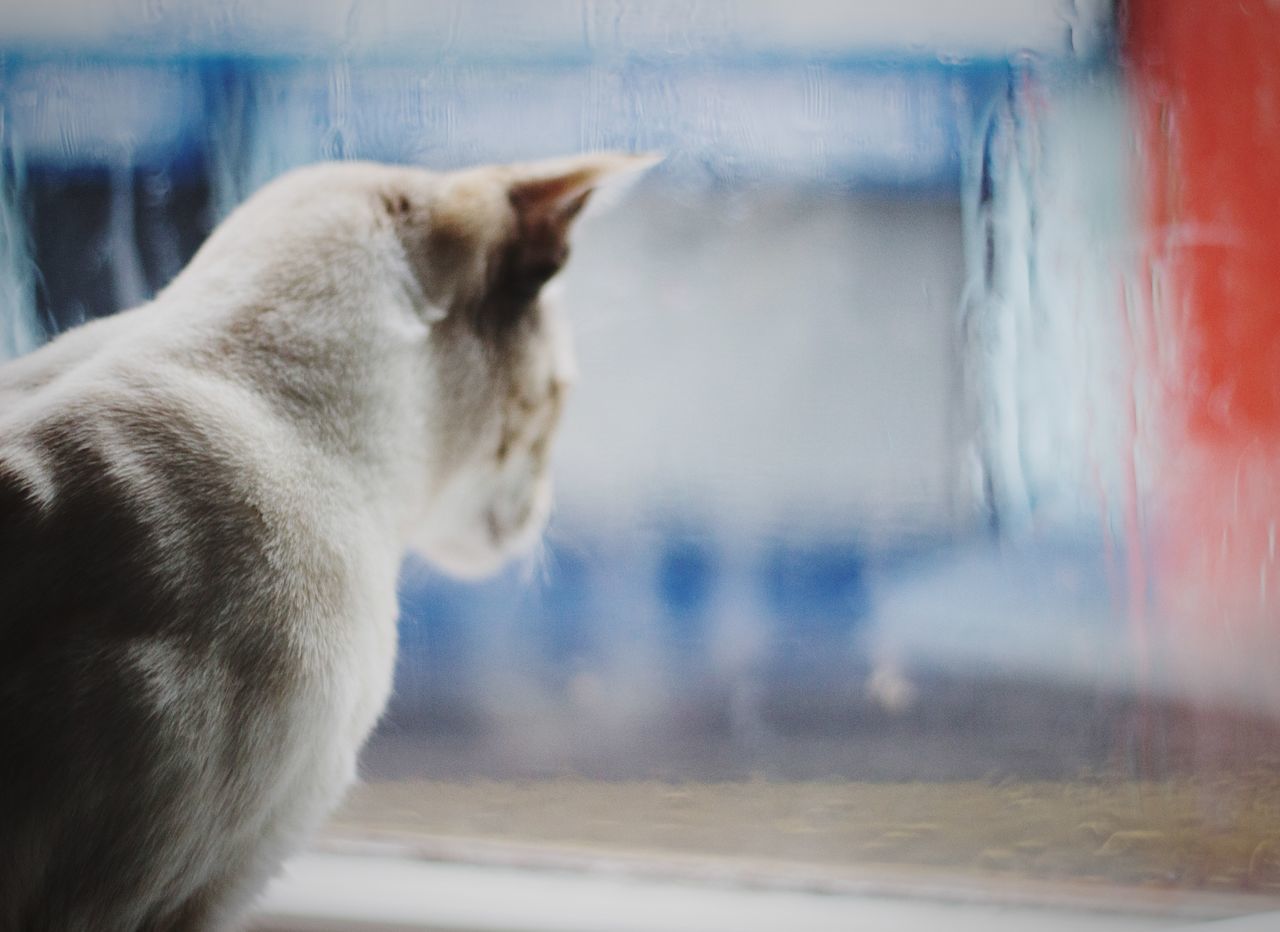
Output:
[508, 152, 661, 230]
[501, 152, 660, 300]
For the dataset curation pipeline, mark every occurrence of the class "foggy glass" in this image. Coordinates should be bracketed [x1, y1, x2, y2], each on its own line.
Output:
[4, 0, 1279, 917]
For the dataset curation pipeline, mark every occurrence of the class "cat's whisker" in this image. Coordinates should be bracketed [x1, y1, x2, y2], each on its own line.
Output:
[514, 537, 548, 587]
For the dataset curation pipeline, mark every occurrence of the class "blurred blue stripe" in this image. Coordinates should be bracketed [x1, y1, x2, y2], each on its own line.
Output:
[0, 54, 1028, 189]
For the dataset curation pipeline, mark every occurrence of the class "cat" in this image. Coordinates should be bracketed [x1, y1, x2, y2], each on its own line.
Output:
[0, 151, 654, 931]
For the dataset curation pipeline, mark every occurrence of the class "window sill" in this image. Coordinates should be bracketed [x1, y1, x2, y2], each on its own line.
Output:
[249, 845, 1280, 932]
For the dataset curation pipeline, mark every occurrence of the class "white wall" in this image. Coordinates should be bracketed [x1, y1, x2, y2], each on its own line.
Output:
[556, 184, 967, 540]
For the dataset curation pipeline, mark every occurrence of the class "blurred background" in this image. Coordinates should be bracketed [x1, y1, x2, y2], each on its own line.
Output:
[4, 0, 1280, 915]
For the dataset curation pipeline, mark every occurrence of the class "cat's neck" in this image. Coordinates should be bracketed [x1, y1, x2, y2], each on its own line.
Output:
[150, 179, 439, 543]
[4, 228, 437, 548]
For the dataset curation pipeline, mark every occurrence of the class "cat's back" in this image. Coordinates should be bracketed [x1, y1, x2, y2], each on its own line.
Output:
[0, 304, 303, 629]
[0, 306, 397, 930]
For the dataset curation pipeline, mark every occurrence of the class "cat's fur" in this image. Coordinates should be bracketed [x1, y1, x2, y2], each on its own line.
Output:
[0, 153, 651, 930]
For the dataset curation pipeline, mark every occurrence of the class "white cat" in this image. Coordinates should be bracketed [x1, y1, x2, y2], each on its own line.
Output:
[0, 152, 653, 930]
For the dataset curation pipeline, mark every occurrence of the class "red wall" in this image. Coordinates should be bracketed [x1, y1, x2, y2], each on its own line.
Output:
[1126, 1, 1280, 682]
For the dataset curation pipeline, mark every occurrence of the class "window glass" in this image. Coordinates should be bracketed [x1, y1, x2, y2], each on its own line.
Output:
[4, 1, 1280, 918]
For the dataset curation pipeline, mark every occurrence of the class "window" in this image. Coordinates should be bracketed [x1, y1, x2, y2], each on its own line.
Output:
[4, 2, 1279, 929]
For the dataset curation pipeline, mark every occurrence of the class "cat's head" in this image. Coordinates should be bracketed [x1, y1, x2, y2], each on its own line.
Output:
[392, 153, 655, 578]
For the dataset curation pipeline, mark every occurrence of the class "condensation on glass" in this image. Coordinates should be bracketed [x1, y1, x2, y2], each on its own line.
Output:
[2, 0, 1278, 917]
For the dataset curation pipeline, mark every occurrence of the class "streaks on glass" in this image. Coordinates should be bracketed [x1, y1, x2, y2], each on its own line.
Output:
[6, 1, 1280, 901]
[962, 70, 1138, 539]
[0, 143, 39, 359]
